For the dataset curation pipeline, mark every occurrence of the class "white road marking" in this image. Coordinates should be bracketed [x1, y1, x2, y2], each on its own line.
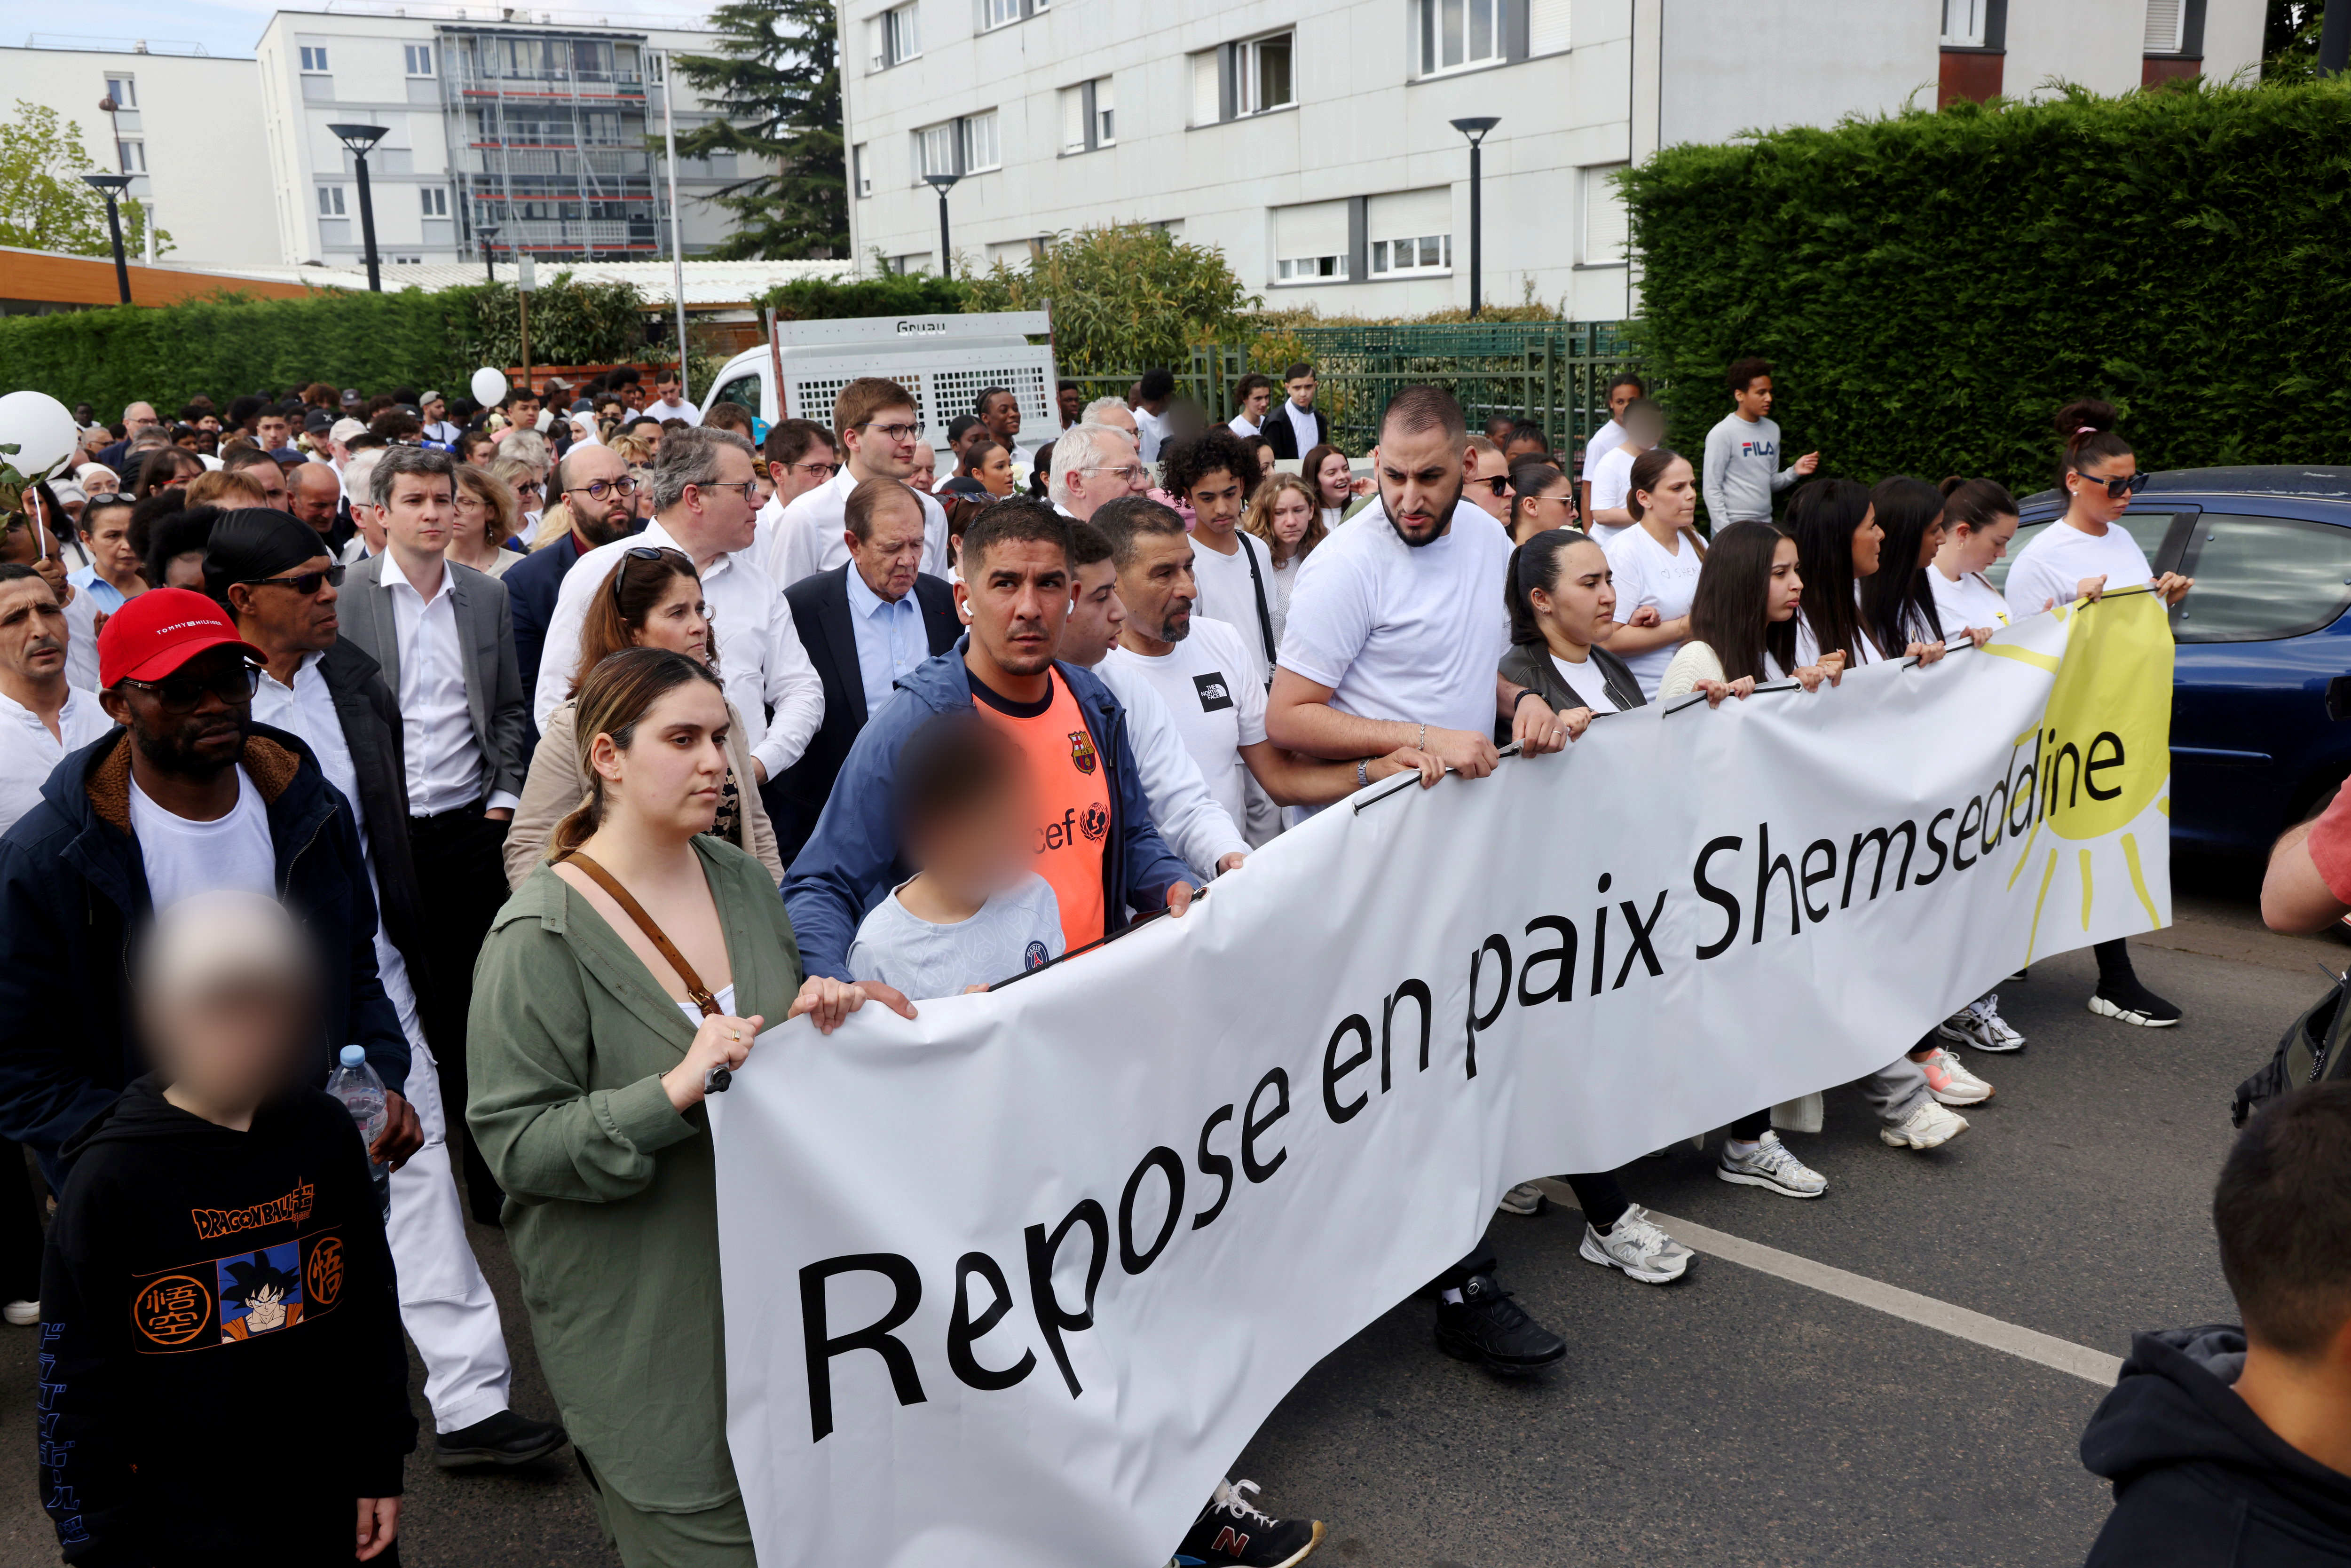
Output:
[1535, 1183, 2124, 1386]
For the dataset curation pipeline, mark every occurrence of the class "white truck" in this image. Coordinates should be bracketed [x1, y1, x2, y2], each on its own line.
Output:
[700, 309, 1061, 457]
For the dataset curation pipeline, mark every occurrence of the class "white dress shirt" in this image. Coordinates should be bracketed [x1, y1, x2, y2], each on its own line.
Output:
[769, 469, 950, 588]
[844, 566, 928, 718]
[0, 686, 115, 837]
[379, 552, 518, 816]
[534, 518, 826, 781]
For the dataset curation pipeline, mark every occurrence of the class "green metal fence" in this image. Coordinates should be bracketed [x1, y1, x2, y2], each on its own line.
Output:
[1067, 321, 1640, 465]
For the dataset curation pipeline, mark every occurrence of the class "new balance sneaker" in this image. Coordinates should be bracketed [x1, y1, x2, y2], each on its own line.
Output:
[1432, 1273, 1568, 1373]
[2089, 977, 2182, 1028]
[1917, 1047, 1994, 1106]
[1938, 993, 2027, 1053]
[1497, 1181, 1548, 1217]
[1175, 1479, 1324, 1568]
[1578, 1206, 1694, 1284]
[1714, 1129, 1828, 1198]
[1880, 1099, 1969, 1150]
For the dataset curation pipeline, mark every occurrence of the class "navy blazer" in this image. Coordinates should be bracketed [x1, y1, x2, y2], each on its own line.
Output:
[501, 531, 585, 707]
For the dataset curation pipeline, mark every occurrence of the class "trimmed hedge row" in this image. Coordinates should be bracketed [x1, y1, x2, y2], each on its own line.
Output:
[1622, 78, 2351, 508]
[0, 277, 649, 412]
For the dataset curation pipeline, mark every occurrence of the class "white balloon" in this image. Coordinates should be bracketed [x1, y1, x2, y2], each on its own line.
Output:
[470, 367, 509, 407]
[0, 391, 82, 481]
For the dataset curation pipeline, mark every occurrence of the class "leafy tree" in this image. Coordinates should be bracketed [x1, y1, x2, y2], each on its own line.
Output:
[0, 99, 172, 258]
[962, 225, 1261, 376]
[670, 0, 847, 259]
[2264, 0, 2330, 83]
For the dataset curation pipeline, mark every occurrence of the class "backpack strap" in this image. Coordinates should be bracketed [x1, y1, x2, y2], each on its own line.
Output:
[1238, 532, 1278, 689]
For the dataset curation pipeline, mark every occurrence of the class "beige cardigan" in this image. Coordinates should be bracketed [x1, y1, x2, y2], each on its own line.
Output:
[504, 695, 784, 889]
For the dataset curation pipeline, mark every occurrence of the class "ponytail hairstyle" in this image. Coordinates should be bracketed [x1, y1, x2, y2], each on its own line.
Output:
[1507, 461, 1569, 537]
[2055, 398, 2132, 488]
[1687, 520, 1797, 684]
[1783, 477, 1872, 664]
[1939, 475, 2018, 534]
[1860, 475, 1946, 654]
[570, 546, 706, 695]
[1625, 446, 1683, 522]
[548, 646, 725, 861]
[1504, 527, 1588, 646]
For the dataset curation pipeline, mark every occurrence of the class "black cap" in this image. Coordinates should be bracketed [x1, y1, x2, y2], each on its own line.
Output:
[204, 507, 331, 604]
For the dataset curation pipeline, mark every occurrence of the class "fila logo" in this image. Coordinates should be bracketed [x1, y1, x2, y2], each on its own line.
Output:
[1193, 671, 1234, 713]
[1212, 1527, 1250, 1555]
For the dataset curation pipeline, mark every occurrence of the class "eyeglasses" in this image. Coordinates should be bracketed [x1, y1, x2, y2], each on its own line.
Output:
[238, 563, 346, 597]
[611, 544, 694, 606]
[120, 661, 262, 714]
[697, 480, 761, 502]
[566, 476, 639, 501]
[1105, 464, 1149, 486]
[857, 422, 921, 444]
[789, 461, 838, 481]
[2073, 469, 2151, 499]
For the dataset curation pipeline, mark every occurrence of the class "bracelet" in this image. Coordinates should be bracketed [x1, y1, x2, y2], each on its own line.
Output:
[1416, 723, 1427, 751]
[1356, 757, 1370, 786]
[1513, 687, 1545, 710]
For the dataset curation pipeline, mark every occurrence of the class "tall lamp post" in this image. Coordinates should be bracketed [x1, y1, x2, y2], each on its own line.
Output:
[80, 174, 135, 305]
[326, 123, 390, 292]
[1449, 117, 1500, 319]
[477, 222, 500, 284]
[924, 171, 962, 280]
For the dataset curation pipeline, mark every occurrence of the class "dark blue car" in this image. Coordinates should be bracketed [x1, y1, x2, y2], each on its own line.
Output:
[1997, 466, 2351, 860]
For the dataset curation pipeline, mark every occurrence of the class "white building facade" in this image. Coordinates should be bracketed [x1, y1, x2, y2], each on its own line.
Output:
[837, 0, 2265, 320]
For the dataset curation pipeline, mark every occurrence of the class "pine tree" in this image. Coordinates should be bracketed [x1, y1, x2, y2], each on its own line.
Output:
[670, 0, 846, 259]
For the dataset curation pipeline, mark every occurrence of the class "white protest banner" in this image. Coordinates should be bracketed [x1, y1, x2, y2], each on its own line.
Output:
[710, 591, 2173, 1567]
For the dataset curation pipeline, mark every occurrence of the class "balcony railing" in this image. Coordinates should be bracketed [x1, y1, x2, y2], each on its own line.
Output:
[465, 146, 649, 177]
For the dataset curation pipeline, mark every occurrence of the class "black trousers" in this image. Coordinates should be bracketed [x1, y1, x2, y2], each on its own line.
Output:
[1426, 1169, 1634, 1295]
[409, 805, 513, 1225]
[0, 1140, 43, 1301]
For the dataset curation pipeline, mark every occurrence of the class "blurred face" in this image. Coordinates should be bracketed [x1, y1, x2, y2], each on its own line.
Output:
[958, 538, 1070, 678]
[1767, 535, 1805, 621]
[1117, 532, 1195, 646]
[1733, 375, 1774, 421]
[228, 552, 341, 658]
[1531, 540, 1617, 649]
[2068, 452, 2138, 526]
[147, 977, 307, 1111]
[1609, 382, 1643, 420]
[849, 493, 927, 603]
[1286, 372, 1316, 409]
[1242, 385, 1272, 422]
[908, 776, 1033, 900]
[980, 391, 1021, 443]
[1060, 557, 1127, 664]
[1269, 486, 1314, 546]
[846, 403, 921, 481]
[255, 414, 289, 450]
[1849, 503, 1884, 578]
[1633, 456, 1698, 532]
[0, 576, 69, 686]
[1374, 423, 1469, 547]
[1953, 512, 2019, 574]
[86, 506, 140, 580]
[907, 443, 938, 494]
[627, 572, 711, 664]
[592, 679, 732, 839]
[1185, 467, 1247, 540]
[383, 472, 455, 558]
[99, 644, 253, 779]
[1315, 451, 1353, 507]
[561, 445, 635, 544]
[976, 443, 1014, 497]
[771, 440, 837, 507]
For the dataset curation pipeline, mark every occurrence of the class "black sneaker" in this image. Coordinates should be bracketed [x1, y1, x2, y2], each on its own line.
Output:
[2088, 977, 2182, 1028]
[1174, 1478, 1323, 1567]
[434, 1409, 569, 1469]
[1432, 1273, 1567, 1373]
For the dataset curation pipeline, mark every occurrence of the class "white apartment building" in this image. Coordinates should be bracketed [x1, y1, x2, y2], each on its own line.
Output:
[837, 0, 2265, 320]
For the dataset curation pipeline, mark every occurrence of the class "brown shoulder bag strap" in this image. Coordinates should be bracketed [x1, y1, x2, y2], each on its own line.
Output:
[559, 850, 721, 1016]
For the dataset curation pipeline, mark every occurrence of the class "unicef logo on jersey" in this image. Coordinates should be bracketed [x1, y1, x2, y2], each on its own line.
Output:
[1080, 804, 1109, 843]
[1023, 940, 1050, 970]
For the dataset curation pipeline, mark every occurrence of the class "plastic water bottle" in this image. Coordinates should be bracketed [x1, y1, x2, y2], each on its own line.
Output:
[325, 1045, 392, 1219]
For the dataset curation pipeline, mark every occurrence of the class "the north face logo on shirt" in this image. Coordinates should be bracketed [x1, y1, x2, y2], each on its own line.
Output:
[1192, 672, 1234, 712]
[1081, 803, 1108, 843]
[1067, 731, 1097, 775]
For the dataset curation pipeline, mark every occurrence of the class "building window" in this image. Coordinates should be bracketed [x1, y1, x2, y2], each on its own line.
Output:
[103, 74, 135, 108]
[1191, 31, 1294, 126]
[1529, 0, 1571, 55]
[116, 139, 145, 174]
[980, 0, 1020, 28]
[300, 45, 330, 71]
[404, 43, 434, 76]
[2143, 0, 2185, 53]
[1418, 0, 1503, 75]
[869, 3, 921, 70]
[854, 142, 872, 197]
[421, 187, 448, 217]
[887, 251, 933, 275]
[1580, 162, 1630, 266]
[1370, 234, 1450, 275]
[1278, 255, 1348, 282]
[961, 110, 1000, 172]
[1272, 197, 1350, 285]
[1059, 76, 1114, 154]
[915, 111, 999, 179]
[317, 186, 347, 216]
[1941, 0, 1988, 47]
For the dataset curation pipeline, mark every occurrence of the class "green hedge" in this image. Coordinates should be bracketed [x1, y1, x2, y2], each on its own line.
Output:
[1622, 78, 2351, 509]
[759, 272, 970, 320]
[0, 276, 649, 412]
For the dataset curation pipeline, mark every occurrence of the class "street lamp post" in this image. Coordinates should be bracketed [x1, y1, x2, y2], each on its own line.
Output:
[478, 222, 500, 284]
[1450, 117, 1500, 320]
[326, 123, 390, 292]
[80, 174, 135, 305]
[924, 172, 962, 281]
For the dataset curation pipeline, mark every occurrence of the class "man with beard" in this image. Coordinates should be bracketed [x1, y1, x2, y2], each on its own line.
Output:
[502, 441, 641, 702]
[1264, 384, 1578, 1379]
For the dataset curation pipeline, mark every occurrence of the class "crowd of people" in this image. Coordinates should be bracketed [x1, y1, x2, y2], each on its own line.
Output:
[0, 352, 2344, 1568]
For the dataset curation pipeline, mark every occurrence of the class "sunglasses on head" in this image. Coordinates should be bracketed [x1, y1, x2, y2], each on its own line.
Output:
[121, 660, 262, 714]
[611, 544, 694, 605]
[2074, 469, 2151, 499]
[237, 563, 346, 597]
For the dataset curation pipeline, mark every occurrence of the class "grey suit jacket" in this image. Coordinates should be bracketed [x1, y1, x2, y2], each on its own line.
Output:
[339, 551, 530, 803]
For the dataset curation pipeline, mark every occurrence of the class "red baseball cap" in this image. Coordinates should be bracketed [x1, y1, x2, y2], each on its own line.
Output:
[96, 588, 264, 690]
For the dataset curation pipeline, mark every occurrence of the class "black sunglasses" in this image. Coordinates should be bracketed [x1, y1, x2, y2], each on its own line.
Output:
[1476, 476, 1512, 498]
[121, 661, 262, 714]
[2074, 469, 2151, 499]
[611, 544, 694, 605]
[238, 563, 346, 596]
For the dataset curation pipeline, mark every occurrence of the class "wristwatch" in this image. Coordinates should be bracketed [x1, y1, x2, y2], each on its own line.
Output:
[1356, 758, 1370, 786]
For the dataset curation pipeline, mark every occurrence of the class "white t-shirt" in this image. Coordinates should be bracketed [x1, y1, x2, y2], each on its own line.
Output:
[1265, 552, 1301, 647]
[1794, 582, 1889, 670]
[1591, 444, 1639, 514]
[847, 874, 1065, 1001]
[1188, 529, 1278, 687]
[128, 765, 275, 911]
[647, 396, 702, 428]
[1133, 406, 1170, 462]
[2001, 519, 2154, 621]
[1279, 499, 1514, 738]
[1549, 654, 1620, 715]
[1580, 418, 1629, 483]
[1602, 525, 1702, 697]
[1100, 617, 1267, 832]
[0, 688, 115, 838]
[674, 983, 736, 1026]
[1931, 566, 2011, 634]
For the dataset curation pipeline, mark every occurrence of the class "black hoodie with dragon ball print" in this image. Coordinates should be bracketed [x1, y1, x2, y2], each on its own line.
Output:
[37, 1075, 415, 1566]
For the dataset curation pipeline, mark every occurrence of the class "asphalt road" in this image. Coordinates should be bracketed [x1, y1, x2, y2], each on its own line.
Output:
[0, 909, 2331, 1568]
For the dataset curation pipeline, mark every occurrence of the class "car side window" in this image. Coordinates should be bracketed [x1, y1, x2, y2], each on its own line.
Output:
[1982, 521, 2051, 594]
[716, 374, 760, 413]
[2173, 513, 2351, 644]
[1983, 512, 2178, 596]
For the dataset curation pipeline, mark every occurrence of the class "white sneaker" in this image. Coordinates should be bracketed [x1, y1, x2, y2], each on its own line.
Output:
[1918, 1046, 1995, 1106]
[1578, 1205, 1694, 1284]
[1497, 1181, 1547, 1217]
[1715, 1130, 1828, 1198]
[1938, 993, 2026, 1053]
[2, 1300, 36, 1326]
[1881, 1100, 1969, 1150]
